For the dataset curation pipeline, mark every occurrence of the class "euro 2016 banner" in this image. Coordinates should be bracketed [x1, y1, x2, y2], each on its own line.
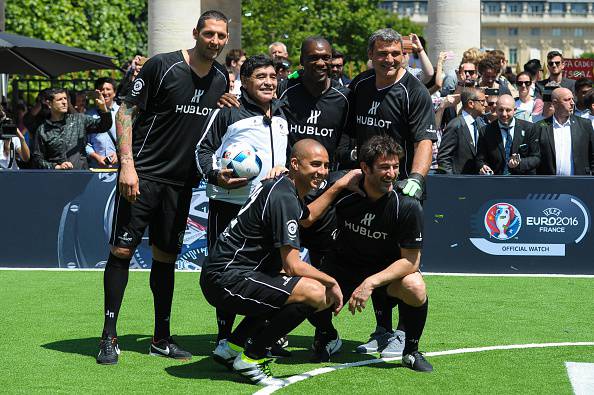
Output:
[1, 172, 593, 274]
[422, 176, 593, 274]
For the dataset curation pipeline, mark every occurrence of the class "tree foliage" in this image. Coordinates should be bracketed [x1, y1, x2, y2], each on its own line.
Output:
[6, 0, 148, 69]
[241, 0, 422, 70]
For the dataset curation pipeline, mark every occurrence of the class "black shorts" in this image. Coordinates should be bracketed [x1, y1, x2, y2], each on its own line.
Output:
[207, 199, 242, 250]
[109, 177, 192, 254]
[200, 269, 301, 317]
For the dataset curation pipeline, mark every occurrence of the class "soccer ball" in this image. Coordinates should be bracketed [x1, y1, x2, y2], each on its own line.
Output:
[220, 142, 263, 180]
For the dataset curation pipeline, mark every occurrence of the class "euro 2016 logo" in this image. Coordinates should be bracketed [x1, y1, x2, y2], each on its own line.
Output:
[484, 203, 522, 240]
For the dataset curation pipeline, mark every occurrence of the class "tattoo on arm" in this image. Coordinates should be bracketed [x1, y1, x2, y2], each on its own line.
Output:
[116, 102, 139, 165]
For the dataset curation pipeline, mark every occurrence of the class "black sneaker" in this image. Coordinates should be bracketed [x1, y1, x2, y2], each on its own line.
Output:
[311, 329, 342, 363]
[149, 336, 192, 360]
[97, 336, 120, 365]
[402, 351, 433, 372]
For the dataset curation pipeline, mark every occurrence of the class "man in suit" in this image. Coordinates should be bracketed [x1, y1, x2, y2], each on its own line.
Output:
[478, 95, 541, 175]
[536, 87, 594, 176]
[437, 87, 486, 174]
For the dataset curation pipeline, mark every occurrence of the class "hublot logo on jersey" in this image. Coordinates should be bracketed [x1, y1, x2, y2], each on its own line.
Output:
[368, 101, 381, 115]
[175, 89, 212, 115]
[191, 89, 205, 103]
[360, 213, 375, 226]
[356, 115, 392, 129]
[289, 124, 334, 137]
[344, 220, 388, 240]
[306, 110, 321, 124]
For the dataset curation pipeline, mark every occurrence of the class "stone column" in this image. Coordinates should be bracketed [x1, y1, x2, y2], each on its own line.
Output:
[148, 0, 201, 57]
[148, 0, 241, 62]
[426, 0, 481, 71]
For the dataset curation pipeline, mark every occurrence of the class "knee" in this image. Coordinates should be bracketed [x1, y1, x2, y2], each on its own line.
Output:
[301, 280, 329, 311]
[401, 274, 427, 306]
[110, 246, 133, 260]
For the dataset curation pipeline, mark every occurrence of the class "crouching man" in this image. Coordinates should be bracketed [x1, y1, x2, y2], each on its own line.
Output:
[200, 139, 360, 385]
[308, 135, 433, 372]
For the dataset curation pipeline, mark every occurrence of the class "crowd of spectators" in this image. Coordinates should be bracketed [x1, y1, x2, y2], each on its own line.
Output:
[1, 39, 593, 175]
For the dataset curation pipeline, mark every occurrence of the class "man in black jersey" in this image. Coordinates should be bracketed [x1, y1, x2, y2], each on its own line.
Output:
[277, 36, 350, 168]
[97, 10, 231, 365]
[347, 28, 437, 356]
[309, 135, 432, 372]
[201, 139, 360, 386]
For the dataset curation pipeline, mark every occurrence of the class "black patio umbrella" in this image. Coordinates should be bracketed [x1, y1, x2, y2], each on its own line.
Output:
[0, 32, 119, 78]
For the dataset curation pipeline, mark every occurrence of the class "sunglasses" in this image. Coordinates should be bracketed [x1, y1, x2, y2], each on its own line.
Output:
[516, 81, 531, 87]
[463, 70, 477, 75]
[548, 61, 561, 67]
[487, 101, 497, 106]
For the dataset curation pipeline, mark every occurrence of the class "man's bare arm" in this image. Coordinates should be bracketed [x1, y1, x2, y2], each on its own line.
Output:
[116, 102, 141, 202]
[116, 101, 139, 166]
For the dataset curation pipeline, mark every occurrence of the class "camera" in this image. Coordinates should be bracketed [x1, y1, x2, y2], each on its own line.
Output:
[0, 118, 18, 140]
[485, 88, 500, 96]
[541, 82, 560, 102]
[458, 79, 477, 88]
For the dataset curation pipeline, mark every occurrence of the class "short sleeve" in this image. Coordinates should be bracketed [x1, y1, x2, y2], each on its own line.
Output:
[12, 137, 21, 151]
[408, 86, 438, 143]
[396, 196, 424, 249]
[124, 56, 161, 110]
[265, 185, 303, 249]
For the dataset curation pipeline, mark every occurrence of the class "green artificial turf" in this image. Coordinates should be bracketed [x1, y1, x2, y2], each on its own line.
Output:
[1, 271, 592, 394]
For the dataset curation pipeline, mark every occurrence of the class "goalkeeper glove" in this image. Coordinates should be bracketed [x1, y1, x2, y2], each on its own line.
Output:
[396, 172, 425, 200]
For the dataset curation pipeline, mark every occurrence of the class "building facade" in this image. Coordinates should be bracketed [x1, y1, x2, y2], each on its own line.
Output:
[379, 1, 594, 68]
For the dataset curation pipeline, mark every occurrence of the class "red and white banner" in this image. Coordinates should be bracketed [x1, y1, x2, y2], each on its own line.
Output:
[563, 58, 594, 80]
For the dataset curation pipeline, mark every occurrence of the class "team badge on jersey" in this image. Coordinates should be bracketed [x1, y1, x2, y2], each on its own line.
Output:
[287, 220, 298, 240]
[131, 78, 145, 96]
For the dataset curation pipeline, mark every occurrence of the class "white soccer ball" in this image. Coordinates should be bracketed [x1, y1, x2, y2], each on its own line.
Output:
[220, 142, 262, 180]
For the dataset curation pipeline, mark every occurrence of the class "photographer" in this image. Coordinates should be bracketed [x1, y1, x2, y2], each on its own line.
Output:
[32, 88, 111, 170]
[0, 105, 30, 170]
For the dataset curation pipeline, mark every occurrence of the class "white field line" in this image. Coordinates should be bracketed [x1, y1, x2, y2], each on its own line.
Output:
[254, 342, 594, 395]
[2, 267, 594, 278]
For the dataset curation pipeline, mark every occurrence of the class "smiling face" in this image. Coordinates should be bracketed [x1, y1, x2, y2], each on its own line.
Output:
[291, 143, 330, 192]
[193, 19, 228, 61]
[98, 82, 115, 108]
[242, 65, 277, 107]
[301, 40, 332, 84]
[369, 40, 404, 82]
[362, 154, 399, 196]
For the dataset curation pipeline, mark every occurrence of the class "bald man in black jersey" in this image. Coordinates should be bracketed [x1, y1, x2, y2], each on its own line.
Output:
[202, 139, 361, 386]
[309, 135, 432, 372]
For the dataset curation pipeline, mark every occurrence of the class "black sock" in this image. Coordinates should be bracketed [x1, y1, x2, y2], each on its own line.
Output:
[371, 291, 393, 332]
[392, 298, 406, 332]
[245, 303, 315, 359]
[307, 307, 335, 335]
[400, 298, 428, 355]
[216, 309, 237, 342]
[229, 315, 270, 347]
[102, 253, 131, 338]
[150, 259, 175, 341]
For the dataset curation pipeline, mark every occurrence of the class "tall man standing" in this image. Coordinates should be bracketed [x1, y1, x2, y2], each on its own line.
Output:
[97, 10, 231, 365]
[346, 28, 436, 356]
